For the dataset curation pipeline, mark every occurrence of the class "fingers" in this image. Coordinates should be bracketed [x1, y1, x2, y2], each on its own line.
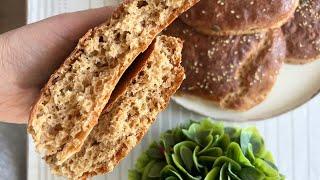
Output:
[0, 6, 117, 92]
[28, 6, 116, 43]
[0, 6, 118, 124]
[3, 6, 116, 46]
[0, 6, 117, 87]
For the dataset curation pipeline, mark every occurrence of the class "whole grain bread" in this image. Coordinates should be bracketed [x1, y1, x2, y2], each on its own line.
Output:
[28, 0, 198, 165]
[47, 35, 184, 179]
[179, 0, 298, 35]
[282, 0, 320, 64]
[164, 20, 286, 111]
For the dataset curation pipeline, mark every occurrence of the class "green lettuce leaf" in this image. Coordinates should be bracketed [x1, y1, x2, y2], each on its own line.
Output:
[129, 118, 284, 180]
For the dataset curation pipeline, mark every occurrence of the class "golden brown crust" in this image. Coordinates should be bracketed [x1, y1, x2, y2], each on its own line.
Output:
[282, 0, 320, 64]
[28, 0, 198, 165]
[179, 0, 298, 35]
[164, 20, 285, 111]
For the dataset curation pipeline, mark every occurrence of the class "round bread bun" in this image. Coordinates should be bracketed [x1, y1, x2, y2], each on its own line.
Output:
[163, 20, 286, 111]
[179, 0, 299, 35]
[282, 0, 320, 64]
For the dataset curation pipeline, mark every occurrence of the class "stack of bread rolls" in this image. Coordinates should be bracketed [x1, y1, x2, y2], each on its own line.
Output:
[164, 0, 320, 111]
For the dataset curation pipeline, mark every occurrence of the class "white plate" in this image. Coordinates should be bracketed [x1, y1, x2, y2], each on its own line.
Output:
[173, 61, 320, 121]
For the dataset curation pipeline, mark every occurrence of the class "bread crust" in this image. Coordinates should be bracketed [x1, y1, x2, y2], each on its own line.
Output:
[179, 0, 299, 35]
[28, 0, 198, 165]
[282, 0, 320, 64]
[164, 20, 285, 111]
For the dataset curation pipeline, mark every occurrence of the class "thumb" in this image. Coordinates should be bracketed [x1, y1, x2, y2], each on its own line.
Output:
[5, 6, 116, 46]
[0, 6, 116, 87]
[30, 6, 116, 42]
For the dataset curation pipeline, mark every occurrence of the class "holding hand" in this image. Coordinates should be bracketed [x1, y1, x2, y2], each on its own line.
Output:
[0, 7, 114, 123]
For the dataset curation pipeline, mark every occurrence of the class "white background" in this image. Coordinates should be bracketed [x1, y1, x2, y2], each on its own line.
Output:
[27, 0, 320, 179]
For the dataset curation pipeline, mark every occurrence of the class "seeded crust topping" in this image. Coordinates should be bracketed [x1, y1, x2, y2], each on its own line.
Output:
[180, 0, 299, 35]
[164, 20, 285, 110]
[282, 0, 320, 64]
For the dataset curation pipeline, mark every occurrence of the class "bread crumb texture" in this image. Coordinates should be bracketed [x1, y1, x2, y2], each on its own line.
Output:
[48, 35, 184, 179]
[28, 0, 197, 165]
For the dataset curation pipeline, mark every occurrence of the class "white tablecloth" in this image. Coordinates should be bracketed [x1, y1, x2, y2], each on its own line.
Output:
[27, 1, 320, 179]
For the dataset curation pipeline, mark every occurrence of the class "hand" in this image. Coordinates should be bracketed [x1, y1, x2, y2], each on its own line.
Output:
[0, 7, 115, 124]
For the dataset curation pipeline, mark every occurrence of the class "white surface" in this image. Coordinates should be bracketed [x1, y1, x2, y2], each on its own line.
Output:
[27, 0, 320, 180]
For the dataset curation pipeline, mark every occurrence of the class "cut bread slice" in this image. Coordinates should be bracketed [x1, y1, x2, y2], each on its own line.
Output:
[47, 35, 184, 179]
[28, 0, 198, 165]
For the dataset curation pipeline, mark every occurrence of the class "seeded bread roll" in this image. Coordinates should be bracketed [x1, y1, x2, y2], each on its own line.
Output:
[47, 35, 184, 179]
[164, 20, 285, 111]
[179, 0, 298, 35]
[28, 0, 198, 165]
[282, 0, 320, 64]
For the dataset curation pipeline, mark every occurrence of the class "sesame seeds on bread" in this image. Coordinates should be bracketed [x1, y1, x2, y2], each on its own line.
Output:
[282, 0, 320, 64]
[180, 0, 299, 35]
[28, 0, 198, 165]
[48, 35, 184, 179]
[164, 20, 285, 111]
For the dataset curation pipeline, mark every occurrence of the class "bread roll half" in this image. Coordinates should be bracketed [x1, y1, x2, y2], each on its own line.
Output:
[47, 35, 184, 179]
[28, 0, 198, 165]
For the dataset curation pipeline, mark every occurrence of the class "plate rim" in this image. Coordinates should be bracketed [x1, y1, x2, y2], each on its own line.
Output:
[172, 87, 320, 122]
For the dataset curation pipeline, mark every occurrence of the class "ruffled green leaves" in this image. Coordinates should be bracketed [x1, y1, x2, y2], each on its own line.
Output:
[147, 142, 164, 159]
[241, 128, 267, 160]
[160, 165, 183, 180]
[129, 119, 284, 180]
[227, 143, 252, 167]
[171, 141, 201, 180]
